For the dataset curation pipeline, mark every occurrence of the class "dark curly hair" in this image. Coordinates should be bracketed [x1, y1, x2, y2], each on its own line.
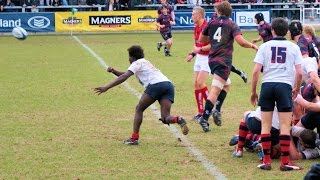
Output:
[127, 45, 144, 60]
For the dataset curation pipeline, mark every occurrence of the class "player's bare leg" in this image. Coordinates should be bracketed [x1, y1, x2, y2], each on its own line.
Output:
[159, 99, 189, 135]
[199, 74, 226, 132]
[124, 93, 156, 145]
[165, 38, 173, 56]
[213, 79, 230, 126]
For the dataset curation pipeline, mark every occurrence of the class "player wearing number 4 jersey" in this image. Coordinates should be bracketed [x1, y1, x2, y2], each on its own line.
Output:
[251, 17, 303, 171]
[197, 1, 258, 132]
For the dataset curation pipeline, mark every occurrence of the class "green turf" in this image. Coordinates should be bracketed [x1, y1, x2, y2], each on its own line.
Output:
[0, 32, 317, 179]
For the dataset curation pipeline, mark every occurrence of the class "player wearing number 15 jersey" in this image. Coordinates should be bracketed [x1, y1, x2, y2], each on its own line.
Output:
[197, 1, 258, 132]
[251, 17, 303, 171]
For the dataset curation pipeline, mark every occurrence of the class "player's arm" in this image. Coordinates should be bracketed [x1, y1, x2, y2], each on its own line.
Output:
[252, 36, 262, 44]
[193, 44, 210, 53]
[154, 21, 161, 28]
[169, 16, 175, 26]
[171, 11, 175, 23]
[293, 64, 302, 99]
[107, 67, 125, 77]
[251, 63, 262, 106]
[309, 71, 320, 93]
[199, 34, 209, 44]
[235, 34, 258, 50]
[295, 94, 320, 111]
[289, 138, 304, 160]
[94, 70, 134, 95]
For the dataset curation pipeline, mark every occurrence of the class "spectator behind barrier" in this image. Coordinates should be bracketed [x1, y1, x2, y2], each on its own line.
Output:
[113, 0, 120, 10]
[20, 0, 40, 12]
[78, 0, 87, 11]
[0, 0, 5, 12]
[68, 0, 77, 5]
[5, 0, 16, 12]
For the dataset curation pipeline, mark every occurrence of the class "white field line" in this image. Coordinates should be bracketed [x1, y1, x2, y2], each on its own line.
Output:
[72, 35, 227, 180]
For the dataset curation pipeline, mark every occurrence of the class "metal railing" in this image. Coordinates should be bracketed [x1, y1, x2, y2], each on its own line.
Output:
[1, 2, 319, 21]
[2, 5, 108, 13]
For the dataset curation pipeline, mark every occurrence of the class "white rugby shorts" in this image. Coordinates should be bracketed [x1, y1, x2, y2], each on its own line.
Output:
[194, 54, 210, 73]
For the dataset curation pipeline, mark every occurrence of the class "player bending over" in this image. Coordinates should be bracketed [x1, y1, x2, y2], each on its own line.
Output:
[94, 45, 188, 145]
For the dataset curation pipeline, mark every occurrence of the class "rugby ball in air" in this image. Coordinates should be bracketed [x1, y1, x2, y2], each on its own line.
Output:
[12, 27, 28, 40]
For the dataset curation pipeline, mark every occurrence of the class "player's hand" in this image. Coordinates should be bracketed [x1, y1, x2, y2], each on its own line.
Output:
[192, 46, 201, 53]
[107, 67, 114, 73]
[186, 54, 193, 62]
[250, 92, 258, 107]
[292, 88, 300, 100]
[294, 94, 303, 103]
[252, 39, 258, 44]
[94, 86, 108, 95]
[170, 21, 176, 25]
[160, 25, 165, 28]
[251, 44, 258, 51]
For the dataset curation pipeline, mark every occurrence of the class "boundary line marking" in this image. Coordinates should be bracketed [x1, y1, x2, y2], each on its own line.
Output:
[72, 35, 227, 179]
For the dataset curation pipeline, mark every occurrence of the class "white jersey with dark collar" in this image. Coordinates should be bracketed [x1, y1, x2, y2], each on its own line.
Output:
[128, 58, 170, 88]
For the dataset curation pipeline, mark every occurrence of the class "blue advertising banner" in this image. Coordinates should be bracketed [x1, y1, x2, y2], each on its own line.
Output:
[173, 10, 235, 30]
[0, 13, 55, 32]
[234, 9, 271, 28]
[173, 9, 270, 29]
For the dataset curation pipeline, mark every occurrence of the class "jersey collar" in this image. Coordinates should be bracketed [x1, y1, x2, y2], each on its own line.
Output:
[272, 37, 286, 40]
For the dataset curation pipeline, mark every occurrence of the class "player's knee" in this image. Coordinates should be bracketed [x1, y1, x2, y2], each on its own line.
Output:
[195, 81, 205, 89]
[243, 111, 251, 121]
[211, 79, 224, 90]
[225, 78, 231, 86]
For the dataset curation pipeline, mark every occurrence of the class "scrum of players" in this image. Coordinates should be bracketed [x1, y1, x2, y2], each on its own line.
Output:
[96, 0, 320, 172]
[154, 0, 320, 171]
[229, 12, 320, 171]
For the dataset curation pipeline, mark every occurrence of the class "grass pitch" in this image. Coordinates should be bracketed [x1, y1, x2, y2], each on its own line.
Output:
[0, 32, 317, 179]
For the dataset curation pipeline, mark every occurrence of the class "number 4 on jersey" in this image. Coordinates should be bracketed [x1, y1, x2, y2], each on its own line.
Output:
[213, 27, 222, 42]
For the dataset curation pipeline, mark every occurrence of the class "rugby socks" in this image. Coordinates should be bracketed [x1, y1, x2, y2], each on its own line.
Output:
[164, 47, 170, 55]
[161, 42, 167, 46]
[201, 86, 208, 100]
[237, 121, 249, 151]
[173, 116, 179, 123]
[261, 134, 272, 165]
[246, 133, 260, 142]
[279, 134, 291, 165]
[202, 99, 214, 120]
[131, 132, 139, 140]
[230, 65, 242, 76]
[194, 87, 208, 114]
[195, 89, 204, 114]
[165, 116, 179, 124]
[216, 90, 227, 112]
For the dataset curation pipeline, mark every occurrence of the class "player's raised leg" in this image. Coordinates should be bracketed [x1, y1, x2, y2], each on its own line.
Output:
[159, 98, 189, 135]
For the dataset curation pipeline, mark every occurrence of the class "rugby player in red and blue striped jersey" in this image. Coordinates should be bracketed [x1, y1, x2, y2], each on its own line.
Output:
[197, 1, 258, 132]
[212, 10, 249, 84]
[155, 6, 175, 56]
[157, 0, 175, 20]
[252, 13, 273, 44]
